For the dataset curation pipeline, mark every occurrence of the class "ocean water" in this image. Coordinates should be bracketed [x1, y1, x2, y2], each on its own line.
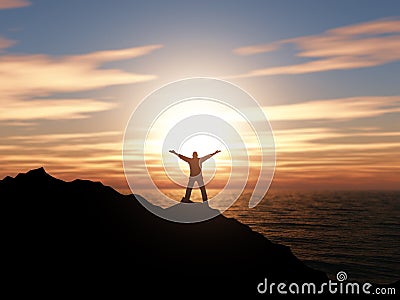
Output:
[222, 190, 400, 284]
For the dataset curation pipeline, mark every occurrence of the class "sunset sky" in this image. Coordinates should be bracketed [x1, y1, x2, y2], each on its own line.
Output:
[1, 0, 399, 194]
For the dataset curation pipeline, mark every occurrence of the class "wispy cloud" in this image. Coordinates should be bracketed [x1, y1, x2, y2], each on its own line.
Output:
[240, 95, 400, 189]
[0, 36, 16, 49]
[273, 127, 400, 152]
[0, 44, 162, 98]
[0, 44, 162, 122]
[271, 127, 400, 190]
[234, 42, 281, 56]
[7, 131, 120, 142]
[264, 96, 400, 121]
[0, 0, 30, 9]
[232, 18, 400, 77]
[0, 98, 117, 121]
[2, 115, 399, 192]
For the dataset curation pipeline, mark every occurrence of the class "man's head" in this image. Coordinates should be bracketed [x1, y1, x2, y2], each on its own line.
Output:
[192, 151, 198, 158]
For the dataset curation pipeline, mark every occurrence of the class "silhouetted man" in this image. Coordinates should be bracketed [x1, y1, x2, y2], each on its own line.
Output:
[169, 150, 221, 203]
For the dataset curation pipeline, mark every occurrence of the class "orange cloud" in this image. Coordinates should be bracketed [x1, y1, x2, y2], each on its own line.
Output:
[2, 121, 399, 193]
[273, 127, 400, 153]
[0, 44, 162, 122]
[267, 124, 400, 190]
[264, 96, 400, 121]
[0, 0, 30, 9]
[232, 18, 400, 77]
[0, 98, 117, 121]
[233, 42, 281, 55]
[235, 95, 400, 190]
[0, 36, 16, 49]
[0, 45, 162, 99]
[73, 45, 163, 64]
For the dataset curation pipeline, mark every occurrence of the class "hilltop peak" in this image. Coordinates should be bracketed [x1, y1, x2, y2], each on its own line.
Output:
[0, 167, 60, 187]
[26, 167, 48, 176]
[15, 167, 54, 180]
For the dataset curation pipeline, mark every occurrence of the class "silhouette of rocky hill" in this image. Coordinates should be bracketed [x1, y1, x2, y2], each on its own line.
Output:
[1, 167, 330, 296]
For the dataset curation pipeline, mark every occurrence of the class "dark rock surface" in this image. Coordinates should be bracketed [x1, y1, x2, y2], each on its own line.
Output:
[0, 167, 330, 297]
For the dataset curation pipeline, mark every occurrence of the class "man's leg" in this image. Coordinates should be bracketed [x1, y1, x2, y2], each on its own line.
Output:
[182, 177, 194, 202]
[200, 186, 208, 201]
[198, 176, 208, 202]
[183, 187, 193, 202]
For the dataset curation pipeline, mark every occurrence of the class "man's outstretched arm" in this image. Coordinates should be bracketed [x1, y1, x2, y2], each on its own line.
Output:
[169, 150, 190, 162]
[212, 150, 221, 156]
[200, 150, 221, 162]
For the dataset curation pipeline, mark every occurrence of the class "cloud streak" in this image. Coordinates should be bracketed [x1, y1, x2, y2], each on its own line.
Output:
[0, 36, 16, 49]
[0, 44, 162, 98]
[0, 0, 30, 9]
[0, 44, 162, 122]
[232, 18, 400, 77]
[0, 98, 117, 121]
[264, 96, 400, 121]
[2, 115, 399, 193]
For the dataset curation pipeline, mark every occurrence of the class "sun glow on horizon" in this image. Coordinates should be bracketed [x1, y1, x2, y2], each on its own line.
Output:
[138, 97, 267, 195]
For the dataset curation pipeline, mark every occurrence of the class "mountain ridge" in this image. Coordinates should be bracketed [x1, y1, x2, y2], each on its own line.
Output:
[0, 167, 349, 296]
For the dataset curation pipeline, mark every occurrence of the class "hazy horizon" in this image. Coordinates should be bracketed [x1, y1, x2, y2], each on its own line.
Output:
[2, 167, 400, 196]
